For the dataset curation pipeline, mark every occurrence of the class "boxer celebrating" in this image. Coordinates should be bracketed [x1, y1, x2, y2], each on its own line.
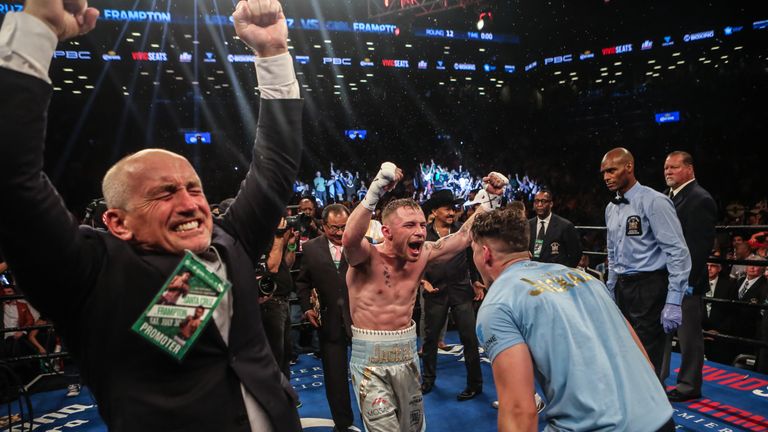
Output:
[342, 162, 507, 432]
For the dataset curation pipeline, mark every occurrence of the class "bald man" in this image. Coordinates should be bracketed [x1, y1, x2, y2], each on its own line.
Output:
[0, 1, 303, 430]
[600, 148, 691, 379]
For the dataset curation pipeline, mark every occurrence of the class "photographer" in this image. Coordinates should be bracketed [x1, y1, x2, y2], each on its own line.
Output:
[297, 197, 322, 240]
[259, 217, 298, 380]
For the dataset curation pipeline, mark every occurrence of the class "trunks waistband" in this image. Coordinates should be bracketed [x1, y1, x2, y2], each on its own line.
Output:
[351, 320, 416, 342]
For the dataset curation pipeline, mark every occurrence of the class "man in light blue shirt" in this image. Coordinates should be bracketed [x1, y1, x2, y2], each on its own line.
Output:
[473, 208, 674, 432]
[601, 147, 691, 378]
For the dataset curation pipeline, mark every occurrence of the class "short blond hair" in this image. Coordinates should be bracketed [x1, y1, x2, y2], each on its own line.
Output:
[381, 198, 422, 224]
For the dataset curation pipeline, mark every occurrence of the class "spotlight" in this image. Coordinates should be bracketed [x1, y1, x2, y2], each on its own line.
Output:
[477, 11, 492, 30]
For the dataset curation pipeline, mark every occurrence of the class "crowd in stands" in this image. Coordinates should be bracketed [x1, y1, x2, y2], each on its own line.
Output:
[291, 160, 543, 209]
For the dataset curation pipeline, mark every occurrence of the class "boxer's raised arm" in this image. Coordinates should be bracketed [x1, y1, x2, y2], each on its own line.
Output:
[343, 202, 374, 267]
[342, 162, 401, 267]
[424, 210, 478, 264]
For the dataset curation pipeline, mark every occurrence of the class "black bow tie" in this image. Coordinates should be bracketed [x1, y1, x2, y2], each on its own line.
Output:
[611, 194, 629, 205]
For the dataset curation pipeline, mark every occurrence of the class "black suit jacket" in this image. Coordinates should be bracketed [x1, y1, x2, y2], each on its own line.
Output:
[295, 236, 352, 342]
[423, 222, 475, 306]
[0, 68, 303, 431]
[528, 213, 582, 268]
[668, 180, 718, 295]
[726, 276, 768, 340]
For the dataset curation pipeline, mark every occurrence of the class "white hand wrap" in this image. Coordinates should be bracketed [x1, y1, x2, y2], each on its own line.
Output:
[477, 172, 510, 211]
[474, 190, 502, 211]
[362, 162, 397, 211]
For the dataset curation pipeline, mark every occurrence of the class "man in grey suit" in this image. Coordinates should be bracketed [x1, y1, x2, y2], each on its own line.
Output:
[528, 189, 582, 268]
[661, 151, 717, 402]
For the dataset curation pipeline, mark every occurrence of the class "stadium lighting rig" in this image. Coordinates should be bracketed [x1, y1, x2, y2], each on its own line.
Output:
[368, 0, 486, 20]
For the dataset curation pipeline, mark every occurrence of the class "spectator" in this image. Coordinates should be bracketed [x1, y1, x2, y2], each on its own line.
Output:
[748, 208, 767, 226]
[702, 256, 733, 364]
[1, 285, 44, 380]
[725, 255, 767, 362]
[313, 171, 328, 205]
[729, 241, 751, 280]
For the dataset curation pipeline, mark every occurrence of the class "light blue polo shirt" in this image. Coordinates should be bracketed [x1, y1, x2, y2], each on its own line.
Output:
[477, 260, 672, 432]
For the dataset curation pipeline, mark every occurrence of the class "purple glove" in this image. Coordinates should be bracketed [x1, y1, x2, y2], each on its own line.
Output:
[661, 303, 682, 333]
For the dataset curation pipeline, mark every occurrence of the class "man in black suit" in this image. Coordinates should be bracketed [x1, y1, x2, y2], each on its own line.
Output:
[295, 204, 355, 432]
[0, 1, 303, 430]
[660, 151, 718, 402]
[420, 190, 485, 401]
[702, 259, 735, 364]
[528, 189, 582, 268]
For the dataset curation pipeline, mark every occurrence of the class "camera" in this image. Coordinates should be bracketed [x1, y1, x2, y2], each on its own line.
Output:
[283, 213, 312, 232]
[254, 261, 276, 297]
[82, 198, 108, 230]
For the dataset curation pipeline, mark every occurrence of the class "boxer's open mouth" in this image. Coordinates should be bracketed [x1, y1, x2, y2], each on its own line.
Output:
[407, 240, 424, 255]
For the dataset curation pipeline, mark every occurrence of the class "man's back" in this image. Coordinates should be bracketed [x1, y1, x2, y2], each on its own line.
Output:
[477, 260, 671, 431]
[670, 180, 717, 293]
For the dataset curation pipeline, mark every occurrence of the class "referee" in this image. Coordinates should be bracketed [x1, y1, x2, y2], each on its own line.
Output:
[600, 147, 691, 378]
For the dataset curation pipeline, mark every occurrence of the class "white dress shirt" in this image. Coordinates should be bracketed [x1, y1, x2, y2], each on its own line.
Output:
[535, 213, 552, 238]
[670, 178, 696, 198]
[706, 277, 718, 316]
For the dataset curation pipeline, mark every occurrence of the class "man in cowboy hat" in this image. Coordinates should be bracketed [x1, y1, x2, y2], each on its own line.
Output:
[420, 189, 485, 400]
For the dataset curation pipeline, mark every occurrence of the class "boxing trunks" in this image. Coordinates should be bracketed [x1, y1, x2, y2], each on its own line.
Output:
[350, 321, 425, 432]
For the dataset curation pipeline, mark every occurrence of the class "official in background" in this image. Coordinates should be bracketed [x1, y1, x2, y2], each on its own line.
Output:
[528, 189, 582, 268]
[295, 204, 355, 432]
[601, 148, 691, 378]
[660, 151, 717, 402]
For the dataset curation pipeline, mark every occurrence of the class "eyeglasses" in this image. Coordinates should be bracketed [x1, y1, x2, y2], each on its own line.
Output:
[325, 224, 346, 233]
[533, 199, 552, 204]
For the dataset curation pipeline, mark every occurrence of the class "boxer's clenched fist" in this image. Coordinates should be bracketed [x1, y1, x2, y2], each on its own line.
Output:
[362, 162, 403, 211]
[482, 172, 509, 196]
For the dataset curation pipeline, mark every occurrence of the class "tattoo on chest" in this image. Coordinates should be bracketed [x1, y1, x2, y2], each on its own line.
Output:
[383, 266, 392, 289]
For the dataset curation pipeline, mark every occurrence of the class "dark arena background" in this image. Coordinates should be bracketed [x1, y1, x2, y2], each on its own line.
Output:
[0, 0, 765, 220]
[2, 0, 768, 431]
